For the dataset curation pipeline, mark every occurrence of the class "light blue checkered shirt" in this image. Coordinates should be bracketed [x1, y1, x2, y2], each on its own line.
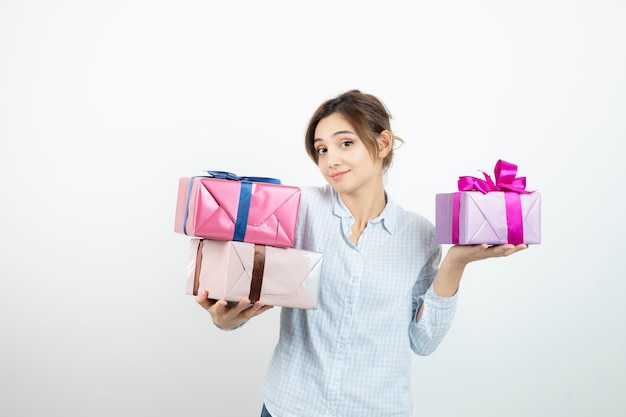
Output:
[262, 185, 458, 417]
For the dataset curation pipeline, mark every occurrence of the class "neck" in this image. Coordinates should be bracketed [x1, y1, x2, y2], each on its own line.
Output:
[339, 187, 387, 225]
[340, 188, 386, 246]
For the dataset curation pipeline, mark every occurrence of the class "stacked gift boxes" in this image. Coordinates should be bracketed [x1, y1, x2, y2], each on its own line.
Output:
[174, 171, 323, 309]
[435, 160, 541, 245]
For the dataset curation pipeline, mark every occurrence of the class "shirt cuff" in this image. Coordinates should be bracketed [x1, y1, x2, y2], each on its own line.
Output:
[423, 284, 458, 309]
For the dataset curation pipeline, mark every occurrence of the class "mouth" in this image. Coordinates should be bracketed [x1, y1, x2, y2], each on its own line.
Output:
[330, 170, 348, 181]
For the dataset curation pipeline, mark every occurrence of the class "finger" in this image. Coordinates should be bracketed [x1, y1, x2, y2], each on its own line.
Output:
[508, 244, 529, 255]
[492, 243, 528, 257]
[210, 299, 229, 314]
[234, 299, 253, 312]
[215, 299, 252, 319]
[250, 304, 274, 318]
[244, 302, 274, 319]
[195, 290, 213, 308]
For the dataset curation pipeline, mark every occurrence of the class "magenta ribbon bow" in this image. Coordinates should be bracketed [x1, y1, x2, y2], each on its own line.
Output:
[452, 160, 533, 245]
[457, 159, 532, 194]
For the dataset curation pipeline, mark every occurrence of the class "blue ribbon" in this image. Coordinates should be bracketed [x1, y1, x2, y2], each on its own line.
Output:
[234, 181, 253, 241]
[182, 171, 281, 240]
[206, 170, 281, 185]
[182, 177, 198, 235]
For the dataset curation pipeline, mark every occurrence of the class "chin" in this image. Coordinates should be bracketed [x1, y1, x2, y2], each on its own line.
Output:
[329, 183, 353, 195]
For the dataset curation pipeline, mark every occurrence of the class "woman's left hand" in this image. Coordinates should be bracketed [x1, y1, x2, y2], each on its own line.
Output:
[446, 243, 529, 267]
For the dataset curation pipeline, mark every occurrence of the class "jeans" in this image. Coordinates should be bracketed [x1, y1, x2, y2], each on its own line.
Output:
[260, 404, 272, 417]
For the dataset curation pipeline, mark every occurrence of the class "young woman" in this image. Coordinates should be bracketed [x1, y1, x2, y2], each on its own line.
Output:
[196, 90, 528, 417]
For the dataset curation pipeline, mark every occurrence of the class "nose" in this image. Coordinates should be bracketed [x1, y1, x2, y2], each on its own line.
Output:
[326, 150, 340, 167]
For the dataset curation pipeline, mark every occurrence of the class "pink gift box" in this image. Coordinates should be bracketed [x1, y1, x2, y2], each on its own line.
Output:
[186, 238, 323, 310]
[174, 172, 301, 248]
[435, 191, 541, 244]
[434, 159, 541, 245]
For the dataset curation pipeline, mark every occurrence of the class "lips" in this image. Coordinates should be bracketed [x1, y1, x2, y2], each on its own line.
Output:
[330, 170, 348, 181]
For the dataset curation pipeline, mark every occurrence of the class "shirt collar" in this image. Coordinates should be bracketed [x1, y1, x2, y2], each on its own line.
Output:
[331, 188, 396, 235]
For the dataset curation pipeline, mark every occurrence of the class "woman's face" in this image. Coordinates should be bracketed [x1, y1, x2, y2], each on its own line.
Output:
[313, 112, 383, 195]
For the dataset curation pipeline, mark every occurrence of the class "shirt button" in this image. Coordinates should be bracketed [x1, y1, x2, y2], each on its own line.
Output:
[339, 343, 345, 349]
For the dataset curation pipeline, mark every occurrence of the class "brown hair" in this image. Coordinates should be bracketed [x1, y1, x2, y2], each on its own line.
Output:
[305, 89, 403, 172]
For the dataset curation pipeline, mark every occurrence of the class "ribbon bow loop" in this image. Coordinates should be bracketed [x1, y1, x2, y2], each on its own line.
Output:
[457, 159, 532, 194]
[205, 170, 281, 185]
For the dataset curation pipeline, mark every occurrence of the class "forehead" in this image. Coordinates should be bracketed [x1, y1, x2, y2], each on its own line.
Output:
[314, 112, 356, 139]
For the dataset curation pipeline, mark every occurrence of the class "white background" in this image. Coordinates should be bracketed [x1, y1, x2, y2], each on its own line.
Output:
[1, 1, 624, 416]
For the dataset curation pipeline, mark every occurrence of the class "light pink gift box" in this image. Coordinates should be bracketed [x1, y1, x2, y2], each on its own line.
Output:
[174, 172, 301, 248]
[434, 159, 541, 245]
[186, 239, 323, 310]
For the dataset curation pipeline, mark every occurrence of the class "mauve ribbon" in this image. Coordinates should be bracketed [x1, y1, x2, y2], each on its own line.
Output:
[453, 160, 532, 244]
[249, 244, 266, 303]
[192, 240, 204, 296]
[191, 240, 267, 303]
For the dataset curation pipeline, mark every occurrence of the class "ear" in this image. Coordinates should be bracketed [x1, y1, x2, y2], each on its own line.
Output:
[376, 130, 393, 159]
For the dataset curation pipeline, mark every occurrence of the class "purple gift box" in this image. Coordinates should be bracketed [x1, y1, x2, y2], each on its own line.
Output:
[435, 160, 541, 245]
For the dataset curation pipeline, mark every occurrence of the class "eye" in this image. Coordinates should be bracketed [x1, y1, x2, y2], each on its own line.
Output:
[341, 140, 353, 148]
[315, 146, 327, 155]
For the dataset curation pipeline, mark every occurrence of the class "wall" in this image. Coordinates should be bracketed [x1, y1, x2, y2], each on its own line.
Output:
[1, 1, 624, 416]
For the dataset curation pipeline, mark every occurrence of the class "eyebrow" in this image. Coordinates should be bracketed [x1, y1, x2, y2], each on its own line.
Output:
[313, 130, 356, 142]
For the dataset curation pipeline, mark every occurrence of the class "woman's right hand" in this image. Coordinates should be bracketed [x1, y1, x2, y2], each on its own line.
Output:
[195, 290, 274, 330]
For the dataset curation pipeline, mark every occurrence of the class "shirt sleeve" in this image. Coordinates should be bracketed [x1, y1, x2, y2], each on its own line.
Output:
[409, 243, 458, 355]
